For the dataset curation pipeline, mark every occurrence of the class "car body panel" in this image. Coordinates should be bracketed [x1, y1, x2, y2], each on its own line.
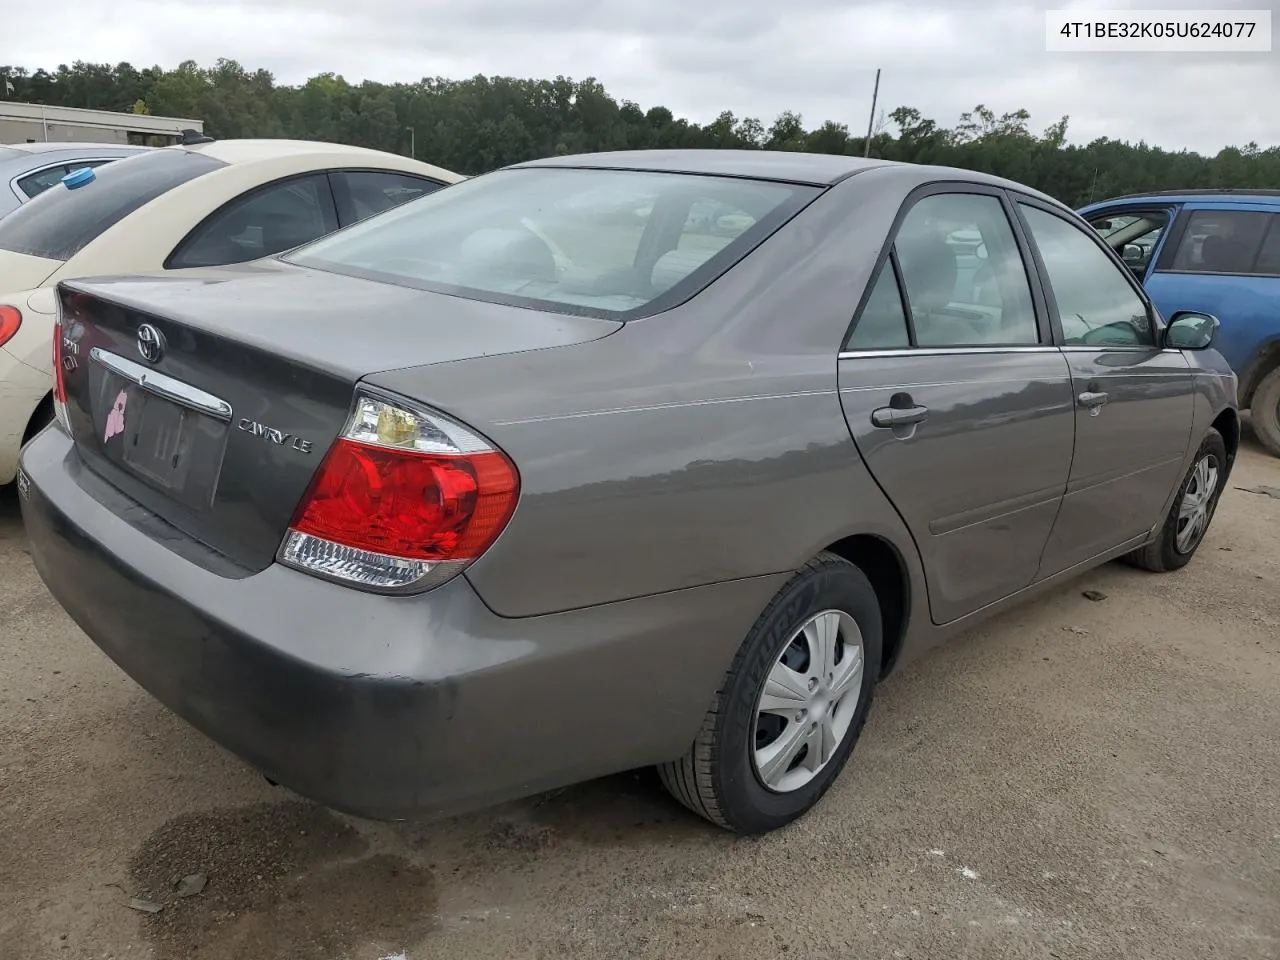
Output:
[1037, 346, 1194, 575]
[837, 349, 1075, 625]
[19, 424, 789, 818]
[16, 151, 1237, 820]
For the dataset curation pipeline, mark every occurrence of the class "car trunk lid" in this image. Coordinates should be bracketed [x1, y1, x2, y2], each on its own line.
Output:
[56, 261, 620, 572]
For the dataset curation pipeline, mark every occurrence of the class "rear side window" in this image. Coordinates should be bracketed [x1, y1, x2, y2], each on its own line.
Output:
[16, 165, 75, 199]
[1166, 209, 1272, 274]
[0, 149, 226, 261]
[287, 167, 820, 319]
[331, 170, 446, 226]
[167, 173, 339, 269]
[1254, 216, 1280, 276]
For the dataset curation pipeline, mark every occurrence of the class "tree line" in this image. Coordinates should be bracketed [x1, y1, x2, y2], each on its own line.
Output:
[2, 59, 1277, 208]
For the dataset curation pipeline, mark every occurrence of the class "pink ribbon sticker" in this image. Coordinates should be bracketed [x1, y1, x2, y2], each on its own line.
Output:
[104, 390, 128, 442]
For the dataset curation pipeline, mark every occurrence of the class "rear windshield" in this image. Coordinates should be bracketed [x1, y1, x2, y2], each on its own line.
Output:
[0, 148, 226, 261]
[286, 167, 821, 319]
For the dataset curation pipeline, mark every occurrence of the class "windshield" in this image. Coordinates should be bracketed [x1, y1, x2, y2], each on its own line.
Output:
[287, 167, 820, 319]
[0, 148, 226, 261]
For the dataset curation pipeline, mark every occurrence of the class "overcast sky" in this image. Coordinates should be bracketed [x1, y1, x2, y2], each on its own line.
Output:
[6, 0, 1277, 154]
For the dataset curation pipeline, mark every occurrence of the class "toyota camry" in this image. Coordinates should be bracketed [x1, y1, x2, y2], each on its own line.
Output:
[17, 150, 1237, 833]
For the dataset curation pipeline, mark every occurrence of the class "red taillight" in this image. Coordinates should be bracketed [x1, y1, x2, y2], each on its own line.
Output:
[292, 440, 518, 561]
[278, 393, 520, 592]
[0, 305, 20, 348]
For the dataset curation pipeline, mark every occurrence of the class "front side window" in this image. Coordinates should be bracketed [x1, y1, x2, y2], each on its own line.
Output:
[331, 170, 446, 226]
[1020, 204, 1154, 347]
[0, 148, 226, 261]
[287, 167, 820, 318]
[1087, 209, 1169, 277]
[168, 174, 338, 269]
[893, 192, 1039, 347]
[1166, 209, 1272, 274]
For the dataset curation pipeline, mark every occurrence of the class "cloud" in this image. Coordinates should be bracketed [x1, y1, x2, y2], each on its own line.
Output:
[4, 0, 1276, 154]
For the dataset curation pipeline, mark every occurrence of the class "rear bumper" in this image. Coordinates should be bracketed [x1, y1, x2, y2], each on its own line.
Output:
[18, 428, 782, 820]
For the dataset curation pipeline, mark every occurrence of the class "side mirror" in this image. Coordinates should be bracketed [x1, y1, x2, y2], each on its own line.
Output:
[1121, 243, 1144, 263]
[974, 242, 988, 260]
[1164, 311, 1219, 350]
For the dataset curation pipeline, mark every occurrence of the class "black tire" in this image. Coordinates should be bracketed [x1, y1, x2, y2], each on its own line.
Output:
[1250, 366, 1280, 457]
[1125, 427, 1227, 572]
[22, 394, 54, 446]
[657, 552, 883, 833]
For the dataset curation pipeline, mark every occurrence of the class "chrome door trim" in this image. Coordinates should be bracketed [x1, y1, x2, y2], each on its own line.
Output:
[90, 347, 233, 422]
[838, 345, 1060, 360]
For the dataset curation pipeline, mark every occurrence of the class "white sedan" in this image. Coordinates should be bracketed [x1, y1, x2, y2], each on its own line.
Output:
[0, 138, 461, 484]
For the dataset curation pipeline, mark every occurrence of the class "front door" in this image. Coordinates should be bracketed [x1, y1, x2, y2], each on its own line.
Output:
[838, 188, 1076, 625]
[1015, 200, 1196, 576]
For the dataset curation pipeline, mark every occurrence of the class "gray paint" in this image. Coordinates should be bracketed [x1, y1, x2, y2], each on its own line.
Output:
[20, 152, 1238, 821]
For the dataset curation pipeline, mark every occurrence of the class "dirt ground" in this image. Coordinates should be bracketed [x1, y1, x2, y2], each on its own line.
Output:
[2, 433, 1278, 960]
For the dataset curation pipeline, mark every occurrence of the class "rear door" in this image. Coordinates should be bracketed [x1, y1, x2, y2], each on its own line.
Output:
[837, 186, 1076, 625]
[1014, 198, 1195, 576]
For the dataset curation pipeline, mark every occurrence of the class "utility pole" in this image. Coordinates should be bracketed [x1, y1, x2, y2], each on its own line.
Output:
[407, 126, 415, 159]
[863, 69, 881, 158]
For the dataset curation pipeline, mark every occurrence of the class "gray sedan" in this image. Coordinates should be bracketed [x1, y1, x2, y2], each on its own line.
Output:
[17, 150, 1237, 834]
[0, 142, 148, 219]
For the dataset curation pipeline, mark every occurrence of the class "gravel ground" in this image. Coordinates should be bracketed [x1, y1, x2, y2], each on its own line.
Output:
[2, 433, 1278, 960]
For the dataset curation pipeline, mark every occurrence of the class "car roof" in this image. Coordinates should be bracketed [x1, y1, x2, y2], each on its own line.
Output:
[1087, 188, 1280, 208]
[511, 150, 1067, 205]
[513, 149, 891, 186]
[167, 138, 462, 182]
[1, 141, 147, 155]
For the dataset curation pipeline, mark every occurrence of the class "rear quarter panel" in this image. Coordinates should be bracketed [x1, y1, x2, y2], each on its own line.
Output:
[369, 166, 934, 619]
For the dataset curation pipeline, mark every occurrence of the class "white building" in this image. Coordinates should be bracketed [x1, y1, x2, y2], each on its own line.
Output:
[0, 102, 204, 147]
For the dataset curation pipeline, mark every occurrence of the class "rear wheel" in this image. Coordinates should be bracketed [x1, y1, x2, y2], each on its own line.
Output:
[1126, 427, 1227, 572]
[1250, 366, 1280, 457]
[658, 552, 883, 833]
[22, 394, 54, 446]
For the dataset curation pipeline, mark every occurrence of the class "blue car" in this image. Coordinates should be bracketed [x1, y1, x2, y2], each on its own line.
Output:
[1080, 189, 1280, 455]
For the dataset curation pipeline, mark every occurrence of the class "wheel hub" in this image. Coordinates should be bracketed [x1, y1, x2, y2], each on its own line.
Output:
[751, 609, 865, 794]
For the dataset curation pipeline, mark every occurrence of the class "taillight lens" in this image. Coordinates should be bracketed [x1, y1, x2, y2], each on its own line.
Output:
[0, 305, 20, 348]
[278, 393, 520, 592]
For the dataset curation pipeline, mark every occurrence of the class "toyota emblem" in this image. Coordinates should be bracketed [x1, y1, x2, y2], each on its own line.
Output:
[136, 323, 165, 364]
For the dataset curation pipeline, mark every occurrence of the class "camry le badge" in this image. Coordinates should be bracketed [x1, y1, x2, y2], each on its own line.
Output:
[136, 323, 165, 364]
[237, 418, 313, 454]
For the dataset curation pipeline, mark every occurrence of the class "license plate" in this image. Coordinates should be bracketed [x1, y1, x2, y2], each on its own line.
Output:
[119, 388, 194, 490]
[96, 372, 229, 510]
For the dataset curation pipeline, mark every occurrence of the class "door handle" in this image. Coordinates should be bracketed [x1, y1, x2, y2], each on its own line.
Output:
[1078, 390, 1109, 407]
[871, 404, 930, 428]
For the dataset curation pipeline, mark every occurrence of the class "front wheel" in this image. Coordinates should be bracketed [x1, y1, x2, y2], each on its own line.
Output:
[658, 553, 883, 833]
[1125, 427, 1228, 572]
